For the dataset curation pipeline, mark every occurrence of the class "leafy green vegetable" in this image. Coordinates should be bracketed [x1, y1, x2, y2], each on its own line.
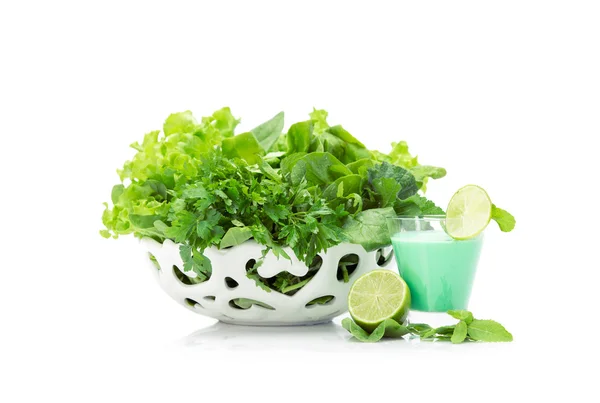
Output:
[287, 121, 314, 154]
[102, 107, 457, 295]
[368, 162, 418, 200]
[342, 310, 513, 343]
[451, 321, 468, 344]
[342, 207, 397, 251]
[221, 132, 263, 164]
[448, 309, 474, 324]
[220, 227, 253, 248]
[251, 112, 284, 152]
[467, 319, 513, 342]
[342, 318, 409, 342]
[491, 205, 516, 232]
[289, 152, 352, 186]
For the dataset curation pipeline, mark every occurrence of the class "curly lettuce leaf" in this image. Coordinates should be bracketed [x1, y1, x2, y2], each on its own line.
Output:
[221, 132, 264, 164]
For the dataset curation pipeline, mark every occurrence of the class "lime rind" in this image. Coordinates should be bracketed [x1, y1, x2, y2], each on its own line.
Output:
[445, 184, 493, 240]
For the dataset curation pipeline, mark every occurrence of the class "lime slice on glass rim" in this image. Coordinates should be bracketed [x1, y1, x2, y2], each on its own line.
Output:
[348, 269, 411, 332]
[445, 184, 493, 240]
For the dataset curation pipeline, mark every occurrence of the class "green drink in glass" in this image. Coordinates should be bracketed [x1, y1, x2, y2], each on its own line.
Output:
[387, 216, 483, 313]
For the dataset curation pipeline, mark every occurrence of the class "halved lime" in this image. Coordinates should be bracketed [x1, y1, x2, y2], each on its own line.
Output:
[445, 184, 492, 240]
[348, 270, 411, 332]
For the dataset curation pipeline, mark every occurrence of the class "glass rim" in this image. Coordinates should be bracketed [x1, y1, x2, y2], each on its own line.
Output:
[387, 215, 446, 221]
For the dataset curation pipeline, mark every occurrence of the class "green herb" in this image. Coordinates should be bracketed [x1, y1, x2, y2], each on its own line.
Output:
[102, 108, 447, 295]
[467, 319, 513, 342]
[491, 205, 516, 232]
[341, 318, 410, 342]
[342, 310, 513, 343]
[451, 321, 468, 344]
[447, 309, 474, 324]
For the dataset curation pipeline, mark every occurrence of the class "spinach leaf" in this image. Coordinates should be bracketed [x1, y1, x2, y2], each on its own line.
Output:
[343, 207, 397, 251]
[251, 111, 284, 152]
[290, 152, 352, 186]
[322, 174, 363, 201]
[287, 120, 314, 153]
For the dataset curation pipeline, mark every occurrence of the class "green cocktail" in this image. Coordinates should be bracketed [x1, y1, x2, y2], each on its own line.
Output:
[388, 216, 483, 312]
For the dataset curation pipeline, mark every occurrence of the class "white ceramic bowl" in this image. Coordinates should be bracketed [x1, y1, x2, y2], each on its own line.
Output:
[141, 238, 395, 326]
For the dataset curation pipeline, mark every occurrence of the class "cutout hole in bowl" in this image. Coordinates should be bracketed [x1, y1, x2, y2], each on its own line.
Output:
[148, 253, 161, 271]
[375, 247, 394, 267]
[309, 255, 323, 271]
[225, 277, 239, 289]
[229, 299, 275, 310]
[245, 259, 257, 271]
[184, 298, 203, 309]
[337, 254, 359, 282]
[173, 265, 204, 285]
[305, 295, 335, 308]
[203, 296, 216, 302]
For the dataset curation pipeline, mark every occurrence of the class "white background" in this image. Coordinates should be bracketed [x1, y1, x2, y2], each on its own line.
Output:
[1, 1, 598, 401]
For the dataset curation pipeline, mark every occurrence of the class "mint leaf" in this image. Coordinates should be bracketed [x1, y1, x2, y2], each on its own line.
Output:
[435, 325, 457, 335]
[467, 319, 513, 342]
[407, 323, 432, 336]
[421, 328, 438, 339]
[220, 227, 253, 248]
[447, 309, 474, 324]
[342, 318, 409, 342]
[251, 112, 284, 152]
[491, 204, 516, 232]
[451, 320, 468, 344]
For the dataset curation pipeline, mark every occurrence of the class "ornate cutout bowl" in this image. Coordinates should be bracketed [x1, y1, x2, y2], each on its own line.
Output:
[141, 238, 395, 326]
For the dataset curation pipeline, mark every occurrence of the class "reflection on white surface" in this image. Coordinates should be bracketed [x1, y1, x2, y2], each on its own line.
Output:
[177, 319, 488, 352]
[180, 321, 348, 351]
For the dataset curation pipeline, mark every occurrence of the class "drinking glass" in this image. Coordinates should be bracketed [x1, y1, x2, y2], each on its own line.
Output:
[387, 216, 484, 323]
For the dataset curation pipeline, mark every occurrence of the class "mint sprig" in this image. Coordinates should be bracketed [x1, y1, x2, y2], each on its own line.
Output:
[342, 310, 513, 343]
